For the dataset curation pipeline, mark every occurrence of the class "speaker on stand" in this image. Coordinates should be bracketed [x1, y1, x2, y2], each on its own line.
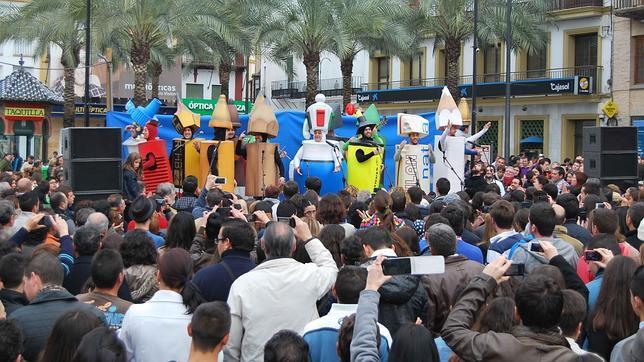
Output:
[583, 126, 639, 190]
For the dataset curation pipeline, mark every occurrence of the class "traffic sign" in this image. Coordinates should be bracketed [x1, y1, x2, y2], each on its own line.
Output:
[602, 100, 618, 118]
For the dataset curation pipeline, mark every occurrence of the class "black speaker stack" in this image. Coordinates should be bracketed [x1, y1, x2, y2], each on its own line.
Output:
[61, 127, 123, 200]
[583, 126, 639, 190]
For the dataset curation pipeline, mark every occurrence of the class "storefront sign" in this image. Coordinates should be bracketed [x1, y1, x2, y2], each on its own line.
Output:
[4, 106, 46, 120]
[232, 100, 252, 114]
[182, 98, 253, 115]
[51, 104, 109, 116]
[576, 76, 592, 95]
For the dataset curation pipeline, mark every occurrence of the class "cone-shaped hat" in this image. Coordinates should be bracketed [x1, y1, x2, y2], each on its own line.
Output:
[209, 95, 233, 129]
[248, 95, 279, 138]
[435, 86, 462, 128]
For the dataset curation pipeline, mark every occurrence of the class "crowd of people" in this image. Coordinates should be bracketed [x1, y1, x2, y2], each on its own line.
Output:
[0, 149, 643, 362]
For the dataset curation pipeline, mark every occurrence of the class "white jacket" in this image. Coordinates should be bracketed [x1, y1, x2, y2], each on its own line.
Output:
[224, 238, 338, 362]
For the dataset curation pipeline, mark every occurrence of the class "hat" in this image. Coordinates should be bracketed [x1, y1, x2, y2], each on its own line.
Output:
[435, 86, 462, 129]
[458, 98, 471, 124]
[248, 95, 279, 138]
[357, 104, 380, 131]
[228, 104, 242, 129]
[129, 196, 155, 223]
[303, 93, 334, 139]
[172, 99, 200, 134]
[210, 95, 233, 129]
[397, 113, 428, 137]
[144, 119, 159, 140]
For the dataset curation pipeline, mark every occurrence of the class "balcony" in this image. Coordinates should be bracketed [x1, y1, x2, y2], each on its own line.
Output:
[548, 0, 605, 11]
[271, 76, 362, 99]
[614, 0, 644, 20]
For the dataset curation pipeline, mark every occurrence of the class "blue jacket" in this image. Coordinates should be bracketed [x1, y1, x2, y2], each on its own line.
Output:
[193, 249, 256, 302]
[122, 168, 141, 201]
[456, 238, 484, 264]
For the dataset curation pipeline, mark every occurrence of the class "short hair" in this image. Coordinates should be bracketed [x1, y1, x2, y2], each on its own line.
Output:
[334, 266, 367, 304]
[515, 274, 564, 329]
[264, 185, 280, 199]
[191, 301, 231, 352]
[391, 190, 406, 213]
[262, 222, 295, 258]
[0, 320, 23, 362]
[24, 252, 64, 286]
[427, 223, 456, 257]
[535, 175, 549, 187]
[436, 178, 450, 196]
[407, 186, 423, 204]
[631, 266, 644, 301]
[75, 207, 95, 227]
[587, 233, 621, 256]
[590, 208, 618, 234]
[276, 200, 298, 218]
[206, 188, 225, 208]
[182, 176, 198, 195]
[221, 219, 256, 252]
[440, 205, 465, 236]
[490, 200, 514, 229]
[554, 166, 565, 177]
[155, 182, 175, 198]
[0, 200, 14, 226]
[71, 326, 126, 362]
[106, 194, 123, 209]
[532, 190, 549, 204]
[340, 235, 365, 266]
[120, 230, 158, 267]
[627, 202, 644, 229]
[543, 183, 558, 201]
[283, 181, 299, 199]
[556, 193, 579, 219]
[18, 191, 39, 212]
[91, 249, 124, 290]
[264, 330, 309, 362]
[50, 192, 67, 210]
[0, 253, 27, 289]
[424, 214, 450, 233]
[73, 225, 102, 256]
[529, 203, 556, 237]
[560, 290, 587, 337]
[305, 176, 322, 194]
[361, 227, 393, 251]
[86, 212, 109, 233]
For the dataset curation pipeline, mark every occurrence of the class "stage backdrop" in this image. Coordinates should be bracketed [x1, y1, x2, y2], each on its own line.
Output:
[106, 110, 439, 191]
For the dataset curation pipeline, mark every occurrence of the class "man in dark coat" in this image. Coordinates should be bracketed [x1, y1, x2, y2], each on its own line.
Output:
[0, 253, 29, 316]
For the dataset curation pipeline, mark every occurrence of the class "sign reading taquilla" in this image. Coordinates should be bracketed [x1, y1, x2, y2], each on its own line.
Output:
[4, 106, 46, 120]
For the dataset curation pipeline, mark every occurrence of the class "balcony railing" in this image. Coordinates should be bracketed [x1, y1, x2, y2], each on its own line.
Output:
[271, 76, 362, 99]
[360, 66, 602, 92]
[614, 0, 644, 19]
[549, 0, 605, 11]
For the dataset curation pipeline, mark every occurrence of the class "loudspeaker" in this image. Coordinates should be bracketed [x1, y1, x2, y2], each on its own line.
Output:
[583, 127, 638, 189]
[62, 127, 122, 200]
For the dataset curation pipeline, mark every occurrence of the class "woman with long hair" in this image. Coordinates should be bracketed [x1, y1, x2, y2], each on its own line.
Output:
[72, 326, 127, 362]
[317, 193, 356, 237]
[318, 224, 345, 268]
[122, 152, 143, 201]
[119, 248, 205, 362]
[160, 211, 196, 255]
[40, 309, 103, 362]
[587, 256, 639, 360]
[360, 190, 403, 232]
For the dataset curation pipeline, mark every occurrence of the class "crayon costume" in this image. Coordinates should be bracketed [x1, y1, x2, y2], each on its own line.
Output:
[345, 104, 384, 193]
[394, 113, 434, 193]
[170, 99, 201, 188]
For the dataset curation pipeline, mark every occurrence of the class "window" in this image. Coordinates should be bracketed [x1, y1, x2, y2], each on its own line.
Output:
[635, 37, 644, 84]
[13, 40, 33, 56]
[526, 51, 547, 79]
[377, 57, 389, 90]
[186, 83, 203, 98]
[483, 44, 501, 82]
[574, 33, 597, 77]
[210, 85, 221, 100]
[404, 53, 423, 86]
[519, 119, 544, 155]
[476, 120, 500, 160]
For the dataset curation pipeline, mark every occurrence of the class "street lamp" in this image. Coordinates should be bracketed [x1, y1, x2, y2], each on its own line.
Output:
[319, 57, 332, 91]
[83, 0, 91, 127]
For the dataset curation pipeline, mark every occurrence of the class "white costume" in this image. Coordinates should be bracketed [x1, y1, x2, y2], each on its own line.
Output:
[394, 113, 434, 193]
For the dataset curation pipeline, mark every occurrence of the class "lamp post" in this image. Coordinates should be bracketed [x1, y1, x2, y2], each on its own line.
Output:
[83, 0, 91, 127]
[319, 57, 332, 92]
[503, 0, 512, 158]
[471, 0, 479, 134]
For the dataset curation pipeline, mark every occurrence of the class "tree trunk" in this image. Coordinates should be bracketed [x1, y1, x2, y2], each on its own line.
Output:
[218, 60, 231, 99]
[150, 61, 162, 99]
[303, 49, 320, 109]
[445, 37, 461, 102]
[340, 56, 354, 107]
[61, 64, 76, 128]
[131, 45, 150, 106]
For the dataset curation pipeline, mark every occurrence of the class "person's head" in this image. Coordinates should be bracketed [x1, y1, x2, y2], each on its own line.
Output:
[264, 185, 280, 199]
[591, 256, 639, 341]
[0, 200, 15, 228]
[395, 226, 420, 255]
[361, 227, 393, 256]
[188, 301, 231, 355]
[18, 191, 39, 212]
[317, 193, 347, 224]
[589, 207, 618, 236]
[560, 290, 587, 339]
[489, 200, 515, 232]
[572, 171, 588, 188]
[74, 207, 95, 227]
[217, 219, 256, 257]
[155, 182, 176, 206]
[528, 203, 556, 237]
[86, 212, 110, 235]
[0, 320, 23, 362]
[334, 266, 367, 304]
[556, 192, 579, 220]
[91, 249, 125, 291]
[390, 190, 406, 213]
[426, 223, 456, 257]
[436, 178, 450, 196]
[631, 266, 644, 319]
[534, 175, 548, 191]
[388, 324, 439, 362]
[318, 224, 344, 267]
[182, 176, 198, 196]
[50, 191, 67, 211]
[106, 194, 123, 213]
[552, 204, 567, 226]
[157, 248, 203, 313]
[407, 186, 423, 205]
[264, 330, 309, 362]
[0, 253, 27, 291]
[262, 222, 296, 258]
[73, 224, 103, 257]
[71, 326, 126, 362]
[514, 274, 563, 329]
[120, 230, 158, 268]
[627, 202, 644, 231]
[164, 212, 196, 251]
[305, 176, 322, 194]
[408, 131, 420, 145]
[23, 253, 64, 300]
[123, 152, 142, 174]
[478, 297, 519, 333]
[206, 188, 225, 208]
[40, 309, 103, 362]
[552, 166, 565, 182]
[340, 234, 365, 266]
[440, 204, 465, 236]
[542, 183, 558, 202]
[283, 181, 299, 200]
[129, 196, 156, 224]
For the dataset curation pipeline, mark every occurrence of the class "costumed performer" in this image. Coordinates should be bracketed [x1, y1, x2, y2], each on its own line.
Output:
[133, 99, 172, 193]
[395, 113, 434, 192]
[345, 104, 384, 193]
[170, 99, 202, 188]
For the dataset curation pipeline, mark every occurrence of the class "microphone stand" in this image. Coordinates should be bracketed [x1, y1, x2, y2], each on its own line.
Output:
[260, 149, 266, 194]
[407, 155, 421, 187]
[440, 140, 464, 191]
[326, 140, 347, 188]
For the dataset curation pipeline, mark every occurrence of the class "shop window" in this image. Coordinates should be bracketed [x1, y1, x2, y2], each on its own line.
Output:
[476, 120, 500, 160]
[519, 119, 544, 156]
[635, 37, 644, 84]
[186, 83, 203, 98]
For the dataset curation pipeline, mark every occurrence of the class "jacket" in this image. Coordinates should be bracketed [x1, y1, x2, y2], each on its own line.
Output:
[506, 237, 579, 274]
[224, 238, 338, 362]
[118, 290, 192, 362]
[192, 249, 256, 302]
[441, 275, 601, 362]
[122, 168, 141, 201]
[0, 288, 29, 316]
[9, 286, 106, 362]
[63, 255, 134, 301]
[189, 233, 220, 273]
[423, 255, 484, 333]
[624, 229, 642, 251]
[610, 324, 644, 362]
[350, 290, 385, 362]
[564, 219, 592, 245]
[124, 265, 158, 304]
[554, 225, 584, 256]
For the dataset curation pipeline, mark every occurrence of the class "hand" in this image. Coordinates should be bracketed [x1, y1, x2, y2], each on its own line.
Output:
[373, 147, 380, 155]
[295, 166, 302, 175]
[446, 121, 452, 130]
[52, 214, 69, 237]
[602, 202, 612, 210]
[112, 222, 124, 233]
[192, 141, 201, 152]
[333, 165, 340, 173]
[279, 177, 286, 186]
[230, 208, 247, 222]
[205, 174, 216, 191]
[357, 209, 371, 221]
[484, 122, 492, 130]
[24, 213, 46, 232]
[472, 212, 485, 228]
[292, 214, 312, 241]
[539, 240, 558, 260]
[365, 255, 392, 291]
[482, 256, 512, 284]
[400, 140, 407, 148]
[253, 210, 270, 225]
[592, 248, 614, 269]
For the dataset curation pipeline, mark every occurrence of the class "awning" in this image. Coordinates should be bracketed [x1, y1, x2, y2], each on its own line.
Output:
[520, 136, 543, 144]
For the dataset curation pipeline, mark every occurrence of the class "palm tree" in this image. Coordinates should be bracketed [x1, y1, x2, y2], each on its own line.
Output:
[415, 0, 551, 100]
[148, 44, 175, 99]
[0, 0, 88, 128]
[260, 0, 345, 108]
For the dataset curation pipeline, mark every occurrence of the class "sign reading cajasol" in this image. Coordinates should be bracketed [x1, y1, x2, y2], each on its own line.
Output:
[181, 98, 252, 116]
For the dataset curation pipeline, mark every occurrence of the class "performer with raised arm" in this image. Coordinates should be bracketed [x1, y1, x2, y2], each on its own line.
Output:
[395, 113, 434, 192]
[345, 104, 385, 193]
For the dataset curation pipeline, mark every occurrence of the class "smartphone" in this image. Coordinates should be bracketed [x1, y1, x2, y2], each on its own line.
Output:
[530, 243, 544, 253]
[504, 263, 525, 276]
[382, 256, 445, 276]
[585, 250, 602, 261]
[277, 217, 296, 228]
[595, 203, 605, 209]
[214, 177, 227, 185]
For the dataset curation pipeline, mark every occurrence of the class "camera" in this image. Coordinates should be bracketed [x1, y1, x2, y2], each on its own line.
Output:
[585, 250, 602, 261]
